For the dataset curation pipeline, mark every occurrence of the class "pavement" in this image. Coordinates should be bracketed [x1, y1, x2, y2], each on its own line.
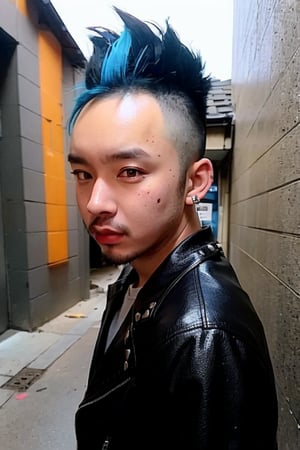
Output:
[0, 265, 121, 450]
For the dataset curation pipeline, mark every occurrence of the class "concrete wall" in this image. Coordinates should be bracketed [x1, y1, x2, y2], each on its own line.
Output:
[230, 1, 299, 448]
[62, 61, 90, 306]
[0, 0, 89, 332]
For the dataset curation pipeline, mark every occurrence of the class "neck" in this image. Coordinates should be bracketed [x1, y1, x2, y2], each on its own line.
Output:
[132, 215, 201, 287]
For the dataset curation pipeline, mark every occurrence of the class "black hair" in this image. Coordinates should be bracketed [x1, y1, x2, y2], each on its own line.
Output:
[69, 7, 211, 161]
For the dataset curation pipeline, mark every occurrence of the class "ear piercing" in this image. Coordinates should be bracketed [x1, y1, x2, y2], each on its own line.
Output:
[191, 195, 201, 204]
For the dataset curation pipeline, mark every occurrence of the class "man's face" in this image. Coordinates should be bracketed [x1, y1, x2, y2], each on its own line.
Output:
[69, 92, 193, 271]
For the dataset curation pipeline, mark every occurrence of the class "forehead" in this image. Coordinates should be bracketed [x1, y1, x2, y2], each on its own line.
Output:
[72, 92, 166, 144]
[70, 92, 182, 167]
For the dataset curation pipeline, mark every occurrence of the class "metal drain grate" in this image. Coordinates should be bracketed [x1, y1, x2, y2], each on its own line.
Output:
[2, 367, 45, 391]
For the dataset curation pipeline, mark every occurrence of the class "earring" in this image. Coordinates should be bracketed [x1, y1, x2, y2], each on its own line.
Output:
[191, 195, 200, 204]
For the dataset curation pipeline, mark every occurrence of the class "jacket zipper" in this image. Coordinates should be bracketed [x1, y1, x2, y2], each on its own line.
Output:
[101, 437, 111, 450]
[78, 377, 132, 409]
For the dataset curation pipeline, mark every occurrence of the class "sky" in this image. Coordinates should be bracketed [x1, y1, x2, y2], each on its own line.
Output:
[51, 0, 233, 81]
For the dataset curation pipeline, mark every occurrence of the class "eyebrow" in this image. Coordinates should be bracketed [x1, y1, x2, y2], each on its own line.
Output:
[108, 148, 150, 161]
[67, 153, 87, 164]
[68, 148, 150, 165]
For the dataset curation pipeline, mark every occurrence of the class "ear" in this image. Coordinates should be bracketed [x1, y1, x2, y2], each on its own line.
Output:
[185, 158, 214, 206]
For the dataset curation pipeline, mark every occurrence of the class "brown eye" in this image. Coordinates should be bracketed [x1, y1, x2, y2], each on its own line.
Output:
[125, 168, 139, 177]
[119, 168, 144, 178]
[71, 170, 92, 181]
[117, 166, 147, 183]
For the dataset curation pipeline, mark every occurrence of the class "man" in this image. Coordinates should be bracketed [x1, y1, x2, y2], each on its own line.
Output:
[68, 8, 278, 450]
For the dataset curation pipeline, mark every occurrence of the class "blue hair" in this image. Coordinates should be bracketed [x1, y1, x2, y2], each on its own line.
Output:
[68, 26, 132, 131]
[101, 27, 131, 84]
[68, 7, 211, 135]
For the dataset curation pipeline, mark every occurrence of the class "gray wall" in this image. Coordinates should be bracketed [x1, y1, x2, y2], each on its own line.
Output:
[0, 0, 89, 332]
[230, 1, 299, 448]
[0, 42, 31, 329]
[62, 61, 90, 305]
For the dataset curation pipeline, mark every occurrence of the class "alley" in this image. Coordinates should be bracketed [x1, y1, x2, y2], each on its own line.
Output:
[0, 266, 121, 450]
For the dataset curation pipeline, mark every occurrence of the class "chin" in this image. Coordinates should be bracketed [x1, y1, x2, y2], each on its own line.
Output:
[102, 250, 136, 266]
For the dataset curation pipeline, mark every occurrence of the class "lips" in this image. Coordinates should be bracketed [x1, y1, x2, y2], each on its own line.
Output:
[92, 227, 124, 245]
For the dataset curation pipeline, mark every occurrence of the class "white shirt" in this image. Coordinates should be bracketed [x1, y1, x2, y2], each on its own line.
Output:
[105, 284, 141, 351]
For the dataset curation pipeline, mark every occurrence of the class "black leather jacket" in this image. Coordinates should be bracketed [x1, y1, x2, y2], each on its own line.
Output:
[76, 227, 278, 449]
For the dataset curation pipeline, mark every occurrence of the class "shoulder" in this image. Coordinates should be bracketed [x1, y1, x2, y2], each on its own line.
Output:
[148, 255, 267, 354]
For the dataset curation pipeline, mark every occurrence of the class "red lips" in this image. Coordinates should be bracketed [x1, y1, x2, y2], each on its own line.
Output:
[92, 227, 124, 245]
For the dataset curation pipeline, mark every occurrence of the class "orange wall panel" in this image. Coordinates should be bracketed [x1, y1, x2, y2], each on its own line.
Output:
[44, 175, 67, 205]
[47, 205, 69, 232]
[13, 0, 28, 15]
[47, 232, 68, 265]
[38, 30, 68, 265]
[44, 150, 65, 178]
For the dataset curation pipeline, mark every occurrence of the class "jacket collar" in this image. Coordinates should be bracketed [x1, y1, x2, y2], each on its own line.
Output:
[109, 226, 217, 308]
[92, 227, 219, 364]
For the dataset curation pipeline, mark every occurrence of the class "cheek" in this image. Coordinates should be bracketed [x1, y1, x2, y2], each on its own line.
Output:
[136, 182, 175, 211]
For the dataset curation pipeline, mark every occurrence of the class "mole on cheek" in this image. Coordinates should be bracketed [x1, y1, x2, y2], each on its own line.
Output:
[157, 198, 161, 203]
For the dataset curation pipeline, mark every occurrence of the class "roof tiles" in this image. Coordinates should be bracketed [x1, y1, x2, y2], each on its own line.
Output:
[207, 79, 233, 121]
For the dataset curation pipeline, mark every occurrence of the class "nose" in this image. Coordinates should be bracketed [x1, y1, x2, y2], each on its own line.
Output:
[86, 179, 117, 217]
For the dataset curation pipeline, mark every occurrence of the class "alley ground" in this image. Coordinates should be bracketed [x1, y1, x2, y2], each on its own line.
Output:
[0, 265, 121, 450]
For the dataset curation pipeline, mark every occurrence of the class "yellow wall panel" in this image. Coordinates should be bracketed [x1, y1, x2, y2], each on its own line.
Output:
[44, 175, 67, 205]
[41, 93, 62, 124]
[47, 232, 68, 265]
[47, 205, 68, 232]
[53, 123, 64, 152]
[13, 0, 28, 15]
[39, 30, 68, 265]
[41, 117, 52, 151]
[44, 150, 65, 178]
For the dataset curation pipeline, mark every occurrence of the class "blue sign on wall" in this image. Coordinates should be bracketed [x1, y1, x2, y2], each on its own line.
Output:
[196, 183, 218, 238]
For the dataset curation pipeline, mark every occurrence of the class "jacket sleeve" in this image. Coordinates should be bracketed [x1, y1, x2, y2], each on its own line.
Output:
[164, 327, 278, 450]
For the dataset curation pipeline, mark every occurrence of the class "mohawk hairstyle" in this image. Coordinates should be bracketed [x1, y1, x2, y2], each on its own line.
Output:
[68, 7, 211, 134]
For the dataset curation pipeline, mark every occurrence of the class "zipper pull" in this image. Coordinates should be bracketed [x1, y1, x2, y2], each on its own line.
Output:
[101, 438, 110, 450]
